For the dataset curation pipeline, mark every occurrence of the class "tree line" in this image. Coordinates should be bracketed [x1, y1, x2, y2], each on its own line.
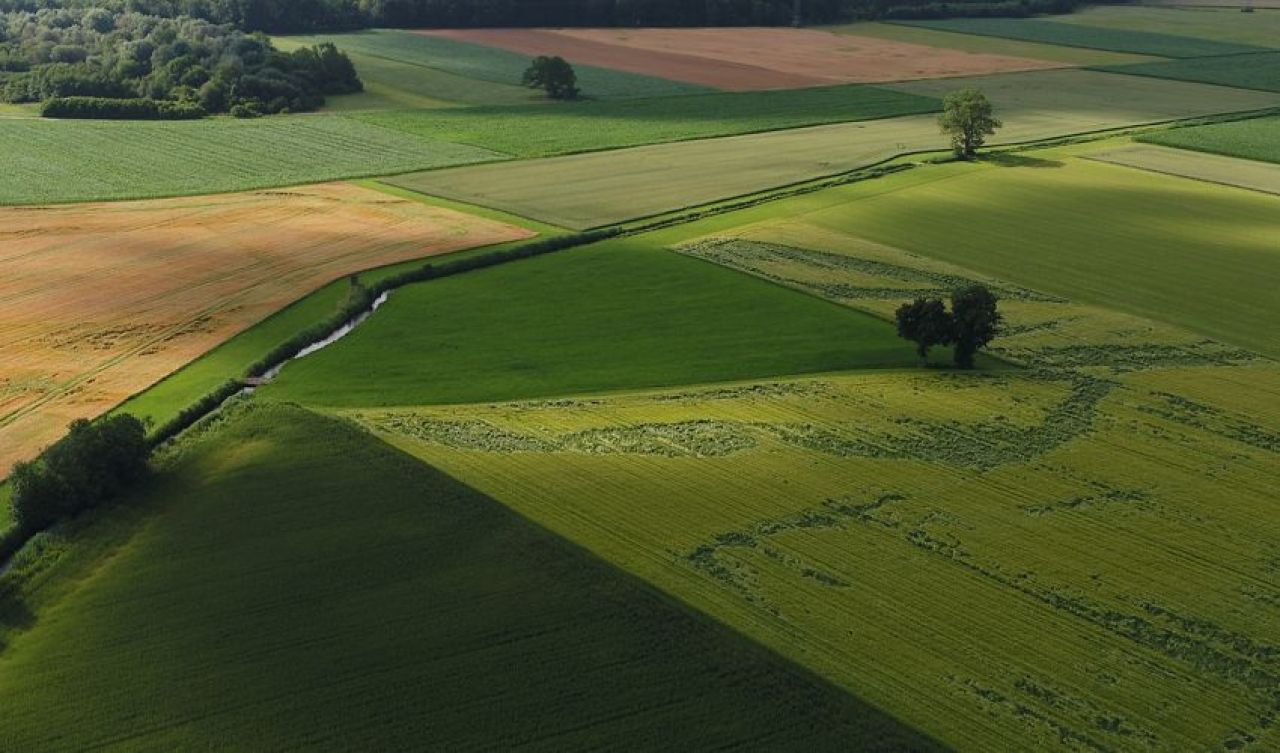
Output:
[0, 7, 361, 117]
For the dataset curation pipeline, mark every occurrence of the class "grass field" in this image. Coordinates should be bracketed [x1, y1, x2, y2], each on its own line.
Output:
[1100, 50, 1280, 92]
[262, 238, 933, 408]
[893, 17, 1267, 57]
[0, 403, 942, 751]
[1139, 114, 1280, 162]
[290, 30, 709, 100]
[829, 21, 1162, 66]
[0, 183, 532, 474]
[1085, 143, 1280, 195]
[0, 116, 502, 206]
[353, 84, 939, 158]
[1054, 5, 1280, 47]
[390, 71, 1280, 228]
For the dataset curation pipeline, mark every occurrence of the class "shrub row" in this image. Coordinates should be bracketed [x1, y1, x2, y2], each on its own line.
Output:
[40, 96, 206, 120]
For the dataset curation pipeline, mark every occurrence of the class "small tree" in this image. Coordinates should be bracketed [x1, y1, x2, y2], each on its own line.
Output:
[950, 285, 1002, 369]
[895, 297, 953, 362]
[522, 56, 579, 100]
[938, 88, 1001, 159]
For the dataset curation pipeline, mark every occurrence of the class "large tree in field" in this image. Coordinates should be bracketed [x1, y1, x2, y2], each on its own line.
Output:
[522, 56, 580, 100]
[895, 297, 953, 362]
[938, 88, 1001, 159]
[950, 285, 1002, 368]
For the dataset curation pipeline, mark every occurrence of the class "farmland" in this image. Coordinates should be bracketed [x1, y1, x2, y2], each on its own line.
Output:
[1100, 51, 1280, 93]
[0, 116, 502, 206]
[0, 183, 533, 474]
[831, 21, 1161, 66]
[389, 71, 1280, 228]
[1085, 143, 1280, 195]
[894, 17, 1268, 56]
[0, 403, 940, 751]
[1054, 5, 1280, 47]
[1139, 114, 1280, 162]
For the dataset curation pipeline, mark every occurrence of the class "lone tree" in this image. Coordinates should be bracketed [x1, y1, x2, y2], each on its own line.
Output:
[895, 297, 953, 362]
[950, 284, 1002, 369]
[522, 56, 579, 100]
[938, 88, 1001, 159]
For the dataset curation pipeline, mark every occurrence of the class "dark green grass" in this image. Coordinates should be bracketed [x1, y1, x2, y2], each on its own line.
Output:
[1139, 115, 1280, 163]
[893, 18, 1267, 57]
[0, 403, 942, 752]
[264, 239, 931, 408]
[293, 29, 710, 100]
[0, 115, 502, 206]
[1099, 51, 1280, 93]
[351, 84, 940, 158]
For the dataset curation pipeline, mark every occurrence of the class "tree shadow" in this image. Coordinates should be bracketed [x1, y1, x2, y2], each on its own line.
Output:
[0, 591, 37, 654]
[985, 153, 1065, 169]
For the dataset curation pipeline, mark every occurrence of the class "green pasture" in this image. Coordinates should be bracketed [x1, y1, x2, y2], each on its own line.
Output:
[1055, 5, 1280, 47]
[893, 17, 1267, 57]
[1100, 51, 1280, 92]
[795, 155, 1280, 358]
[286, 30, 709, 101]
[0, 403, 938, 751]
[828, 21, 1160, 65]
[1139, 114, 1280, 162]
[352, 84, 939, 158]
[0, 116, 501, 206]
[262, 238, 933, 408]
[1084, 142, 1280, 195]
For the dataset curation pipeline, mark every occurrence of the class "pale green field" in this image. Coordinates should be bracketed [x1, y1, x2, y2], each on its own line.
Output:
[390, 70, 1280, 228]
[1056, 5, 1280, 47]
[1084, 142, 1280, 195]
[829, 21, 1162, 65]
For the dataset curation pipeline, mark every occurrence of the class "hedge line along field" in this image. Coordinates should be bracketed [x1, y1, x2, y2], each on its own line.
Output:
[830, 21, 1162, 66]
[0, 182, 534, 475]
[352, 84, 940, 158]
[1053, 5, 1280, 47]
[0, 403, 944, 751]
[1139, 114, 1280, 162]
[388, 70, 1280, 228]
[287, 29, 709, 100]
[260, 237, 934, 409]
[1099, 51, 1280, 93]
[0, 116, 503, 206]
[1084, 143, 1280, 195]
[893, 17, 1268, 57]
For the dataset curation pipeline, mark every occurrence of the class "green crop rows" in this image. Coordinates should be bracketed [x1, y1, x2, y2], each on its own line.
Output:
[1139, 115, 1280, 163]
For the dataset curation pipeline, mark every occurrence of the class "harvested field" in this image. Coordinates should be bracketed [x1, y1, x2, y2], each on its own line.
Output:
[0, 183, 534, 474]
[436, 27, 1066, 90]
[1084, 143, 1280, 195]
[390, 71, 1280, 228]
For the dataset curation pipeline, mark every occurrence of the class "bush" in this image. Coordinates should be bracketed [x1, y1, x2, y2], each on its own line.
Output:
[41, 96, 206, 119]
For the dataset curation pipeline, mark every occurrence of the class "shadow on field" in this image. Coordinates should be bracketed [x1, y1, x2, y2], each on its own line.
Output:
[0, 591, 36, 653]
[986, 153, 1065, 169]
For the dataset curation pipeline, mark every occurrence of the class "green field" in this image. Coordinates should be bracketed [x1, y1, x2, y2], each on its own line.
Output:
[1085, 142, 1280, 195]
[894, 17, 1268, 57]
[1100, 50, 1280, 92]
[390, 70, 1280, 229]
[0, 116, 502, 206]
[0, 403, 941, 751]
[1139, 114, 1280, 162]
[829, 21, 1161, 65]
[285, 30, 710, 101]
[1055, 5, 1280, 47]
[262, 238, 934, 408]
[352, 84, 939, 158]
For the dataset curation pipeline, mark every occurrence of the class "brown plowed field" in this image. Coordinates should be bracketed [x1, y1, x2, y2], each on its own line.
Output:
[426, 27, 1065, 90]
[0, 183, 534, 474]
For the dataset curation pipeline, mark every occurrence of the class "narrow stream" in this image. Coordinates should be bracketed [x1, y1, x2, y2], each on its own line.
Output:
[257, 290, 391, 384]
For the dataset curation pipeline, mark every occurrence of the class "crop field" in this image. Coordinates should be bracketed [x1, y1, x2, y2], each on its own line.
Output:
[296, 29, 708, 100]
[0, 403, 941, 751]
[829, 22, 1162, 66]
[262, 238, 930, 408]
[893, 17, 1268, 57]
[1100, 51, 1280, 92]
[1085, 143, 1280, 195]
[1139, 114, 1280, 162]
[388, 71, 1280, 228]
[0, 183, 533, 474]
[352, 85, 939, 158]
[0, 116, 502, 206]
[1054, 5, 1280, 47]
[433, 27, 1064, 89]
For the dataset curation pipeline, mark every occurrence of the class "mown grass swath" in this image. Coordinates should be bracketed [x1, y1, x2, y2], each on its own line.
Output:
[352, 84, 940, 157]
[0, 403, 943, 751]
[1138, 114, 1280, 163]
[892, 17, 1269, 56]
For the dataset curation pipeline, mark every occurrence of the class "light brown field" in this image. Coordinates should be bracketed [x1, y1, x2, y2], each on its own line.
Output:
[427, 27, 1065, 90]
[0, 182, 534, 474]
